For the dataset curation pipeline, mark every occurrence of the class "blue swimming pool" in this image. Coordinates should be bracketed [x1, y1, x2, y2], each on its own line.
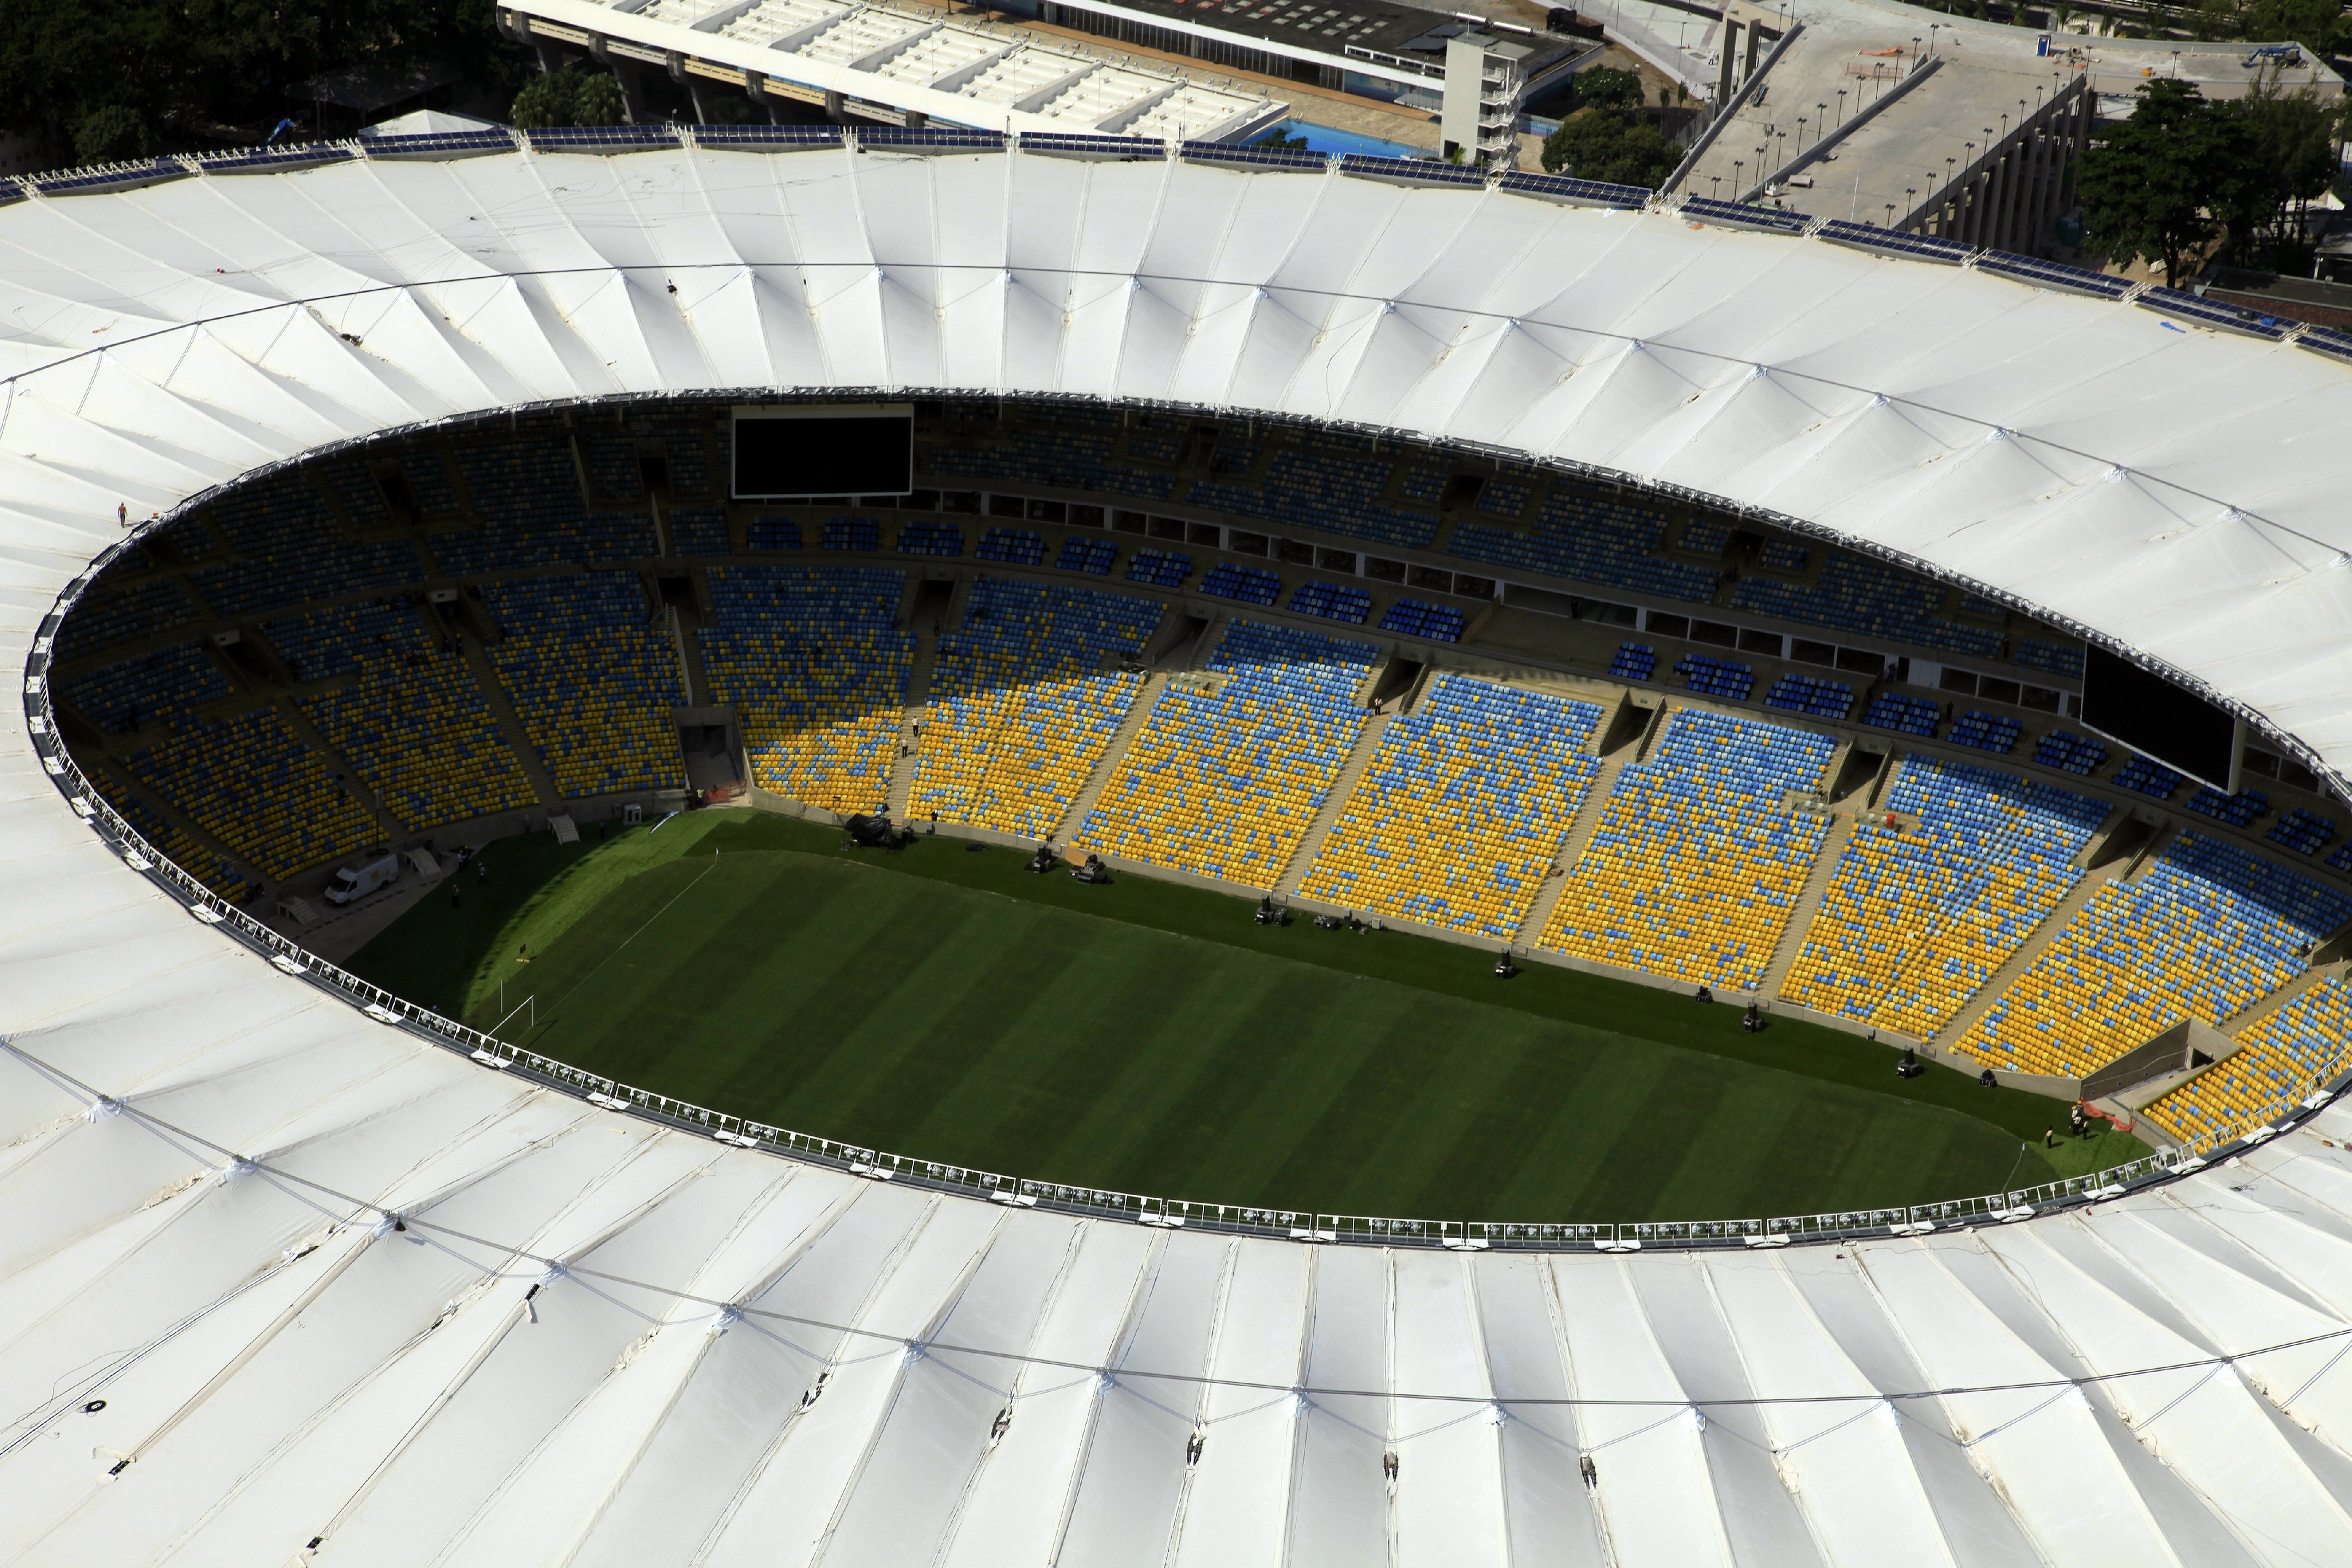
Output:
[1252, 119, 1432, 160]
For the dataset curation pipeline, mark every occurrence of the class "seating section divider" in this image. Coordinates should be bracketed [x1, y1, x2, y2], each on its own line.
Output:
[909, 577, 1164, 837]
[1299, 674, 1603, 940]
[1078, 618, 1376, 888]
[1540, 708, 1836, 990]
[1958, 831, 2352, 1079]
[1781, 756, 2109, 1037]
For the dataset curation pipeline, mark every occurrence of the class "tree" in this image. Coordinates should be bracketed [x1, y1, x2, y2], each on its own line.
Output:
[1570, 66, 1644, 112]
[2077, 79, 2264, 286]
[510, 65, 629, 129]
[0, 0, 520, 169]
[73, 105, 149, 165]
[1541, 109, 1676, 188]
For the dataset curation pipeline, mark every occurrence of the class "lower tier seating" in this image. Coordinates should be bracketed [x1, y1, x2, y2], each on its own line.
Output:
[483, 574, 685, 801]
[1078, 618, 1375, 888]
[1958, 831, 2352, 1079]
[702, 566, 912, 813]
[1541, 708, 1836, 990]
[1300, 675, 1603, 940]
[273, 601, 536, 830]
[1781, 757, 2109, 1038]
[2143, 977, 2352, 1147]
[909, 578, 1163, 837]
[122, 704, 379, 882]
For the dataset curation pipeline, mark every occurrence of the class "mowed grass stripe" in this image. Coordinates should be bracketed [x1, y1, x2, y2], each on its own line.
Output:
[485, 849, 2046, 1221]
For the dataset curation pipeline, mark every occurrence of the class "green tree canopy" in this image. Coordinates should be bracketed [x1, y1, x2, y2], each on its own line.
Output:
[1570, 66, 1645, 112]
[512, 66, 628, 129]
[2077, 79, 2264, 286]
[0, 0, 516, 166]
[1540, 109, 1676, 189]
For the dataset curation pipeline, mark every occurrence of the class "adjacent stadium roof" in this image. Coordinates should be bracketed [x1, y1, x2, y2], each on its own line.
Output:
[8, 145, 2352, 1564]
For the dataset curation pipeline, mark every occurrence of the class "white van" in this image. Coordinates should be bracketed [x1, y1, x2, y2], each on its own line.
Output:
[323, 851, 400, 906]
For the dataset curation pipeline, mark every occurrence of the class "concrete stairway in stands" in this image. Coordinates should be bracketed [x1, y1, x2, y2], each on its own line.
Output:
[1756, 811, 1859, 1000]
[456, 629, 565, 811]
[882, 626, 941, 818]
[2221, 958, 2348, 1038]
[1510, 749, 1635, 948]
[1930, 860, 2125, 1054]
[1056, 671, 1168, 842]
[1274, 711, 1394, 898]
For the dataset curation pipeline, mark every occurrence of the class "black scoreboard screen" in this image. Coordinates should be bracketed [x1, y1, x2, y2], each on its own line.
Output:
[2080, 644, 2240, 793]
[732, 408, 912, 499]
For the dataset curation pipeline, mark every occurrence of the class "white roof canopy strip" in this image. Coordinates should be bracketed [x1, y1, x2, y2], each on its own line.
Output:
[11, 146, 2352, 1564]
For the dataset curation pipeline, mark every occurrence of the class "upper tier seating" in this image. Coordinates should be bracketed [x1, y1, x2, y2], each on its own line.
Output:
[1863, 691, 1940, 737]
[2271, 807, 2337, 856]
[1783, 757, 2109, 1038]
[1447, 487, 1717, 602]
[271, 601, 536, 830]
[1541, 709, 1836, 990]
[702, 566, 912, 813]
[927, 421, 1176, 500]
[54, 574, 205, 665]
[1734, 550, 2002, 660]
[1959, 831, 2352, 1079]
[184, 473, 420, 618]
[1676, 655, 1753, 700]
[1289, 580, 1371, 624]
[1078, 619, 1375, 888]
[1609, 642, 1657, 682]
[1200, 563, 1281, 607]
[1379, 598, 1466, 643]
[1185, 442, 1437, 550]
[1947, 710, 2024, 754]
[2143, 977, 2352, 1147]
[122, 704, 379, 883]
[482, 574, 685, 801]
[2112, 756, 2184, 799]
[667, 507, 730, 558]
[2187, 786, 2269, 828]
[439, 440, 657, 575]
[60, 644, 231, 736]
[977, 528, 1047, 566]
[1058, 537, 1118, 575]
[1766, 672, 1855, 720]
[909, 578, 1163, 837]
[1300, 675, 1604, 940]
[2033, 729, 2108, 776]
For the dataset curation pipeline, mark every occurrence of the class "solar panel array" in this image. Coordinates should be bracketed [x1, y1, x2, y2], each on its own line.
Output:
[2299, 326, 2352, 365]
[1018, 132, 1167, 161]
[1181, 141, 1327, 173]
[1816, 219, 1971, 265]
[690, 125, 844, 149]
[1338, 154, 1480, 189]
[858, 127, 1007, 154]
[360, 130, 518, 160]
[194, 146, 356, 176]
[1677, 196, 1808, 235]
[526, 125, 683, 152]
[1494, 169, 1651, 209]
[1971, 250, 2132, 298]
[2136, 285, 2290, 339]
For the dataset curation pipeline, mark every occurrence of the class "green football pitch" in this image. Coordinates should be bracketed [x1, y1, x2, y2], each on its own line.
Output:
[346, 812, 2146, 1223]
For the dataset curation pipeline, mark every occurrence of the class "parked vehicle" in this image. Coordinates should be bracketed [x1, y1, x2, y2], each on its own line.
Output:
[323, 851, 400, 906]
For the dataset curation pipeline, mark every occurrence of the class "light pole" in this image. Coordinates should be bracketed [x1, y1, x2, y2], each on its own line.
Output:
[1836, 88, 1847, 126]
[1797, 115, 1807, 152]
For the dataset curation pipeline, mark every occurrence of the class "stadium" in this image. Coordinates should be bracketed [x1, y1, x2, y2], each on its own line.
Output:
[8, 122, 2352, 1565]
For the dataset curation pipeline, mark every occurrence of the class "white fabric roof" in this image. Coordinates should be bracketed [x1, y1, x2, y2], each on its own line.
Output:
[7, 147, 2352, 1564]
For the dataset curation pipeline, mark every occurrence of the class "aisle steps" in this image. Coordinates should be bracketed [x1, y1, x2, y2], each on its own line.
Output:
[1757, 812, 1858, 1000]
[1273, 711, 1394, 897]
[1929, 860, 2124, 1053]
